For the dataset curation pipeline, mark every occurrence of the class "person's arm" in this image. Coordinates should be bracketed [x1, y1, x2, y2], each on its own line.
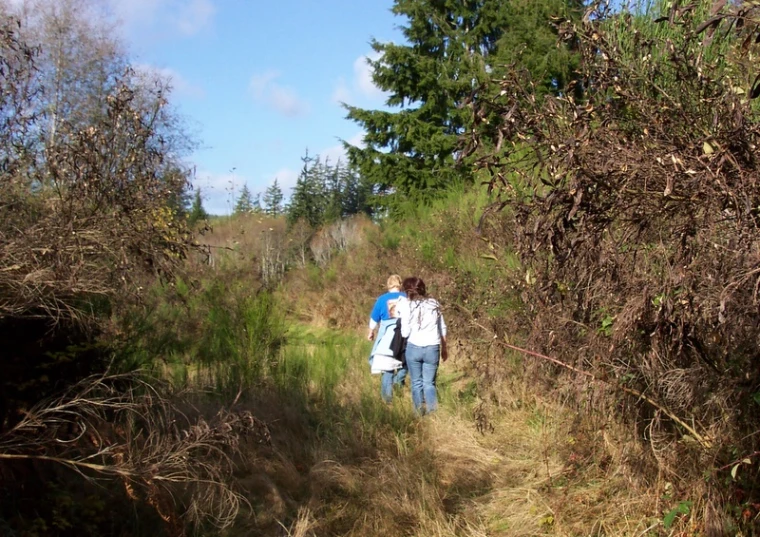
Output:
[368, 315, 379, 340]
[438, 306, 448, 361]
[399, 298, 411, 339]
[368, 297, 382, 340]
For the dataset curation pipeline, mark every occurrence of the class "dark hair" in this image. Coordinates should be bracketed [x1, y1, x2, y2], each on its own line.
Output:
[402, 276, 426, 301]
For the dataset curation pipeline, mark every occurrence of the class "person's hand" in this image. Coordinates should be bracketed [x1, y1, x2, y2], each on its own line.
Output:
[367, 331, 375, 341]
[440, 342, 448, 362]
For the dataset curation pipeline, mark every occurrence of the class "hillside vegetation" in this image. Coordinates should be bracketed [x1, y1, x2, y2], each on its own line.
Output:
[3, 0, 760, 535]
[150, 187, 662, 536]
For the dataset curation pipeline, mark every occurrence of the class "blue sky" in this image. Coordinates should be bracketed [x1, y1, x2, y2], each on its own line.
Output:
[113, 0, 402, 214]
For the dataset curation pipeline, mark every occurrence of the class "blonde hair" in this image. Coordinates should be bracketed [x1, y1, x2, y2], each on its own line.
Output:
[386, 274, 402, 291]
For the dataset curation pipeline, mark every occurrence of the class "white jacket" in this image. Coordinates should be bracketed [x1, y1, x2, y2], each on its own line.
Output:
[370, 318, 403, 374]
[399, 297, 447, 347]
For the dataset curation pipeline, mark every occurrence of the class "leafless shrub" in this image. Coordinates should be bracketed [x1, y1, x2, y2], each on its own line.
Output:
[0, 372, 268, 531]
[0, 14, 193, 323]
[465, 0, 760, 512]
[310, 215, 371, 267]
[260, 224, 288, 285]
[290, 218, 313, 268]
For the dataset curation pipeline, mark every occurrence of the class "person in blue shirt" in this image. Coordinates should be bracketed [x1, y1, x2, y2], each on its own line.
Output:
[367, 274, 407, 403]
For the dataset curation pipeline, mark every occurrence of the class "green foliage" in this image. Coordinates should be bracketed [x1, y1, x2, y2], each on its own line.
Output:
[379, 229, 401, 251]
[233, 184, 259, 215]
[188, 187, 209, 225]
[663, 500, 692, 529]
[371, 183, 523, 327]
[288, 150, 328, 228]
[263, 178, 284, 217]
[492, 0, 583, 96]
[287, 150, 373, 229]
[345, 0, 582, 205]
[273, 328, 354, 406]
[120, 279, 287, 395]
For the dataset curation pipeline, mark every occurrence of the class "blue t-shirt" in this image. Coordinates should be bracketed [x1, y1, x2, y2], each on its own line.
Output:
[370, 291, 405, 323]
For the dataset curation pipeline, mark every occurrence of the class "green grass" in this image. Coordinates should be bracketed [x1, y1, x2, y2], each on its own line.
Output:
[118, 278, 287, 395]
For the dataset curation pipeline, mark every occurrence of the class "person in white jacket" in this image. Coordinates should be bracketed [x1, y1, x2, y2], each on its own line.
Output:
[399, 276, 447, 414]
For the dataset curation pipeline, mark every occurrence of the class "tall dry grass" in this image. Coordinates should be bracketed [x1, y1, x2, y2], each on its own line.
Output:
[222, 322, 658, 536]
[209, 187, 662, 536]
[112, 185, 668, 535]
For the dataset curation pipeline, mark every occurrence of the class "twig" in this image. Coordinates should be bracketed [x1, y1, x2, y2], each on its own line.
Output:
[500, 339, 712, 449]
[0, 453, 132, 476]
[716, 450, 760, 472]
[452, 300, 712, 449]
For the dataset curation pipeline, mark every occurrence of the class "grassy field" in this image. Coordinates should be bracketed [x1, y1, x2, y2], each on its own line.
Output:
[214, 323, 660, 536]
[110, 184, 680, 535]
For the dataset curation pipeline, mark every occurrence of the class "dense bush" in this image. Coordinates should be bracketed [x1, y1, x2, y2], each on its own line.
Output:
[0, 13, 192, 323]
[467, 0, 760, 528]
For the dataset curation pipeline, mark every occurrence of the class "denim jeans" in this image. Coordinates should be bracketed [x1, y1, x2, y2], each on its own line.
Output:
[405, 343, 440, 414]
[381, 367, 407, 403]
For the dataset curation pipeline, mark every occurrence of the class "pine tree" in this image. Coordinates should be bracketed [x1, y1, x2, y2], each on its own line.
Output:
[163, 166, 192, 218]
[323, 160, 344, 223]
[287, 150, 327, 228]
[344, 0, 582, 203]
[233, 184, 255, 215]
[341, 165, 373, 217]
[263, 179, 284, 217]
[493, 0, 583, 96]
[188, 188, 208, 225]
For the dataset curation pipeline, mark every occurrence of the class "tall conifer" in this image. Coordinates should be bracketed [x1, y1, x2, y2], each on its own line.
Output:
[233, 184, 255, 215]
[263, 179, 284, 217]
[344, 0, 582, 202]
[188, 188, 208, 225]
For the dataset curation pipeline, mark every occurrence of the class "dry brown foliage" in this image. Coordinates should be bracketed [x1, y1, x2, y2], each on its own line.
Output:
[0, 15, 192, 322]
[309, 215, 373, 267]
[0, 372, 269, 532]
[464, 0, 760, 517]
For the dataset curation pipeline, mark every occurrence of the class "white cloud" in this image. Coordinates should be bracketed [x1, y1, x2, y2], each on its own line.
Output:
[4, 0, 216, 40]
[108, 0, 215, 38]
[174, 0, 215, 36]
[354, 52, 386, 99]
[107, 0, 158, 26]
[345, 131, 366, 148]
[268, 168, 299, 198]
[134, 63, 205, 99]
[249, 71, 309, 118]
[319, 132, 364, 166]
[332, 51, 388, 105]
[4, 0, 27, 10]
[195, 169, 245, 215]
[331, 76, 351, 104]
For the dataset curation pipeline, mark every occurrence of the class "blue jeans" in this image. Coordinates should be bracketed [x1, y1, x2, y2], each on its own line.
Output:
[405, 343, 440, 414]
[381, 368, 407, 403]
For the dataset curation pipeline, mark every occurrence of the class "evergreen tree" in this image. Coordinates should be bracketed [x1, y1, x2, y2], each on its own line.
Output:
[493, 0, 583, 96]
[263, 178, 284, 217]
[344, 0, 582, 202]
[188, 188, 208, 225]
[287, 150, 327, 228]
[323, 160, 345, 223]
[233, 184, 255, 215]
[341, 165, 374, 217]
[164, 166, 192, 218]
